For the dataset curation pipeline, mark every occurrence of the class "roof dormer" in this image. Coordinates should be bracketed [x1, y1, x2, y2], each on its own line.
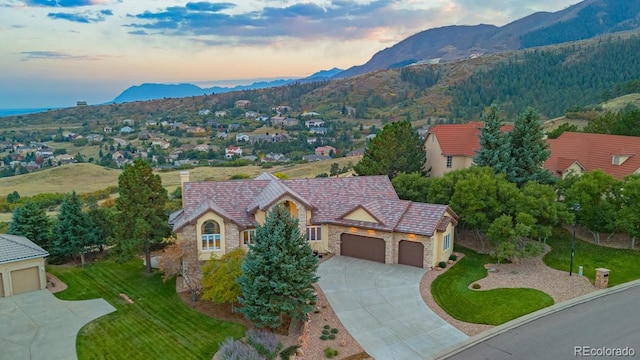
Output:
[612, 154, 632, 166]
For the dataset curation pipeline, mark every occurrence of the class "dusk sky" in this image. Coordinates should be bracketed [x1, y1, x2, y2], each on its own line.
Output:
[1, 0, 579, 109]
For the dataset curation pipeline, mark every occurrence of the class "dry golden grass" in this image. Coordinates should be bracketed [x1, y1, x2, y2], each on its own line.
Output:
[602, 93, 640, 111]
[1, 157, 363, 198]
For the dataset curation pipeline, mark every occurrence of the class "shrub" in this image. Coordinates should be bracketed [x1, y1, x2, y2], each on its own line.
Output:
[324, 347, 339, 358]
[229, 174, 251, 180]
[323, 324, 330, 329]
[472, 283, 481, 289]
[449, 254, 457, 261]
[218, 337, 261, 360]
[438, 261, 447, 268]
[320, 335, 329, 341]
[322, 329, 330, 335]
[328, 334, 336, 340]
[245, 328, 282, 359]
[330, 328, 338, 334]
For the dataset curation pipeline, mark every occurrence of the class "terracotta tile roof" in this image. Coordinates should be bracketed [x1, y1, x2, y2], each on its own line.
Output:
[429, 121, 513, 157]
[0, 234, 49, 264]
[545, 132, 640, 180]
[174, 174, 455, 236]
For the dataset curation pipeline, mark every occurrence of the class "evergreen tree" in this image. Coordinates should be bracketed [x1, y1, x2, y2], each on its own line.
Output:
[8, 201, 51, 249]
[53, 191, 96, 267]
[474, 105, 514, 176]
[354, 120, 425, 179]
[114, 159, 170, 273]
[505, 108, 554, 186]
[237, 205, 319, 329]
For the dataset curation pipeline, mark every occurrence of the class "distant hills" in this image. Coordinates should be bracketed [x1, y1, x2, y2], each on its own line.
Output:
[111, 68, 343, 103]
[336, 0, 640, 78]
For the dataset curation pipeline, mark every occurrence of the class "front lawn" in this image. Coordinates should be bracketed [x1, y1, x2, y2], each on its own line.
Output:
[49, 258, 246, 360]
[544, 228, 640, 286]
[431, 248, 554, 325]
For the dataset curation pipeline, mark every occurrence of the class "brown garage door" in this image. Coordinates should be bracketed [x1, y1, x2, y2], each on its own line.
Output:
[340, 234, 385, 263]
[398, 240, 424, 268]
[11, 267, 40, 295]
[0, 275, 4, 297]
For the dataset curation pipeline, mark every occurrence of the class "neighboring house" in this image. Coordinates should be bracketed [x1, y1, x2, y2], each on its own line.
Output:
[365, 134, 377, 141]
[347, 148, 365, 157]
[0, 234, 49, 297]
[103, 125, 113, 133]
[302, 111, 320, 117]
[86, 134, 104, 143]
[225, 146, 243, 158]
[424, 121, 513, 178]
[236, 134, 250, 142]
[262, 153, 289, 162]
[234, 100, 251, 108]
[186, 126, 206, 134]
[113, 137, 128, 146]
[305, 119, 325, 128]
[545, 132, 640, 180]
[120, 126, 133, 134]
[195, 144, 211, 152]
[151, 139, 171, 149]
[170, 172, 458, 269]
[303, 154, 332, 162]
[245, 111, 258, 118]
[315, 146, 336, 156]
[228, 124, 241, 131]
[309, 127, 327, 135]
[55, 154, 76, 164]
[214, 111, 227, 117]
[199, 109, 211, 116]
[122, 119, 135, 126]
[307, 137, 318, 144]
[344, 106, 357, 117]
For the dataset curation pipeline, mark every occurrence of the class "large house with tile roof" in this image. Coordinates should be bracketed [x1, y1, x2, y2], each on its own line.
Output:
[544, 132, 640, 180]
[425, 122, 513, 177]
[170, 172, 458, 269]
[0, 234, 49, 297]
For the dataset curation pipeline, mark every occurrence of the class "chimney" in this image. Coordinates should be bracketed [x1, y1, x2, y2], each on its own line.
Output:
[180, 171, 190, 190]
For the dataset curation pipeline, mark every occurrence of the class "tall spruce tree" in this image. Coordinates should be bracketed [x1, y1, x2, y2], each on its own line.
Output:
[237, 205, 319, 329]
[53, 191, 96, 267]
[474, 105, 514, 177]
[354, 120, 425, 179]
[506, 107, 554, 186]
[8, 201, 51, 249]
[115, 159, 170, 273]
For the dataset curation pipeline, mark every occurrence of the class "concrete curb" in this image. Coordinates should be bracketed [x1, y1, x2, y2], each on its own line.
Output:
[434, 279, 640, 359]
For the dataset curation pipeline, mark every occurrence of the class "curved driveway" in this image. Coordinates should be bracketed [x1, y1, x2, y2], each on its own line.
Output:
[318, 256, 468, 360]
[0, 290, 115, 360]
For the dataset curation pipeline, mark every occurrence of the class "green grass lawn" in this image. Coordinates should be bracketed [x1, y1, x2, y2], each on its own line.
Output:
[48, 258, 245, 360]
[431, 248, 554, 325]
[544, 228, 640, 287]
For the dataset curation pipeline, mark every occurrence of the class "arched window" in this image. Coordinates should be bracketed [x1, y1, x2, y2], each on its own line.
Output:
[202, 221, 221, 251]
[283, 200, 298, 218]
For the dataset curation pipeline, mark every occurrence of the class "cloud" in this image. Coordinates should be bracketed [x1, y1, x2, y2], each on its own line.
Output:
[23, 0, 106, 7]
[125, 0, 436, 44]
[19, 50, 110, 61]
[47, 8, 112, 22]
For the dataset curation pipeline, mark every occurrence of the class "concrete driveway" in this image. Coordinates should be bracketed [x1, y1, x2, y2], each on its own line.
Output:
[0, 290, 115, 360]
[318, 256, 468, 360]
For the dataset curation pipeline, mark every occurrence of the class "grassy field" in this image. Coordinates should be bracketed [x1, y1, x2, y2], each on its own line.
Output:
[544, 228, 640, 287]
[49, 258, 245, 360]
[431, 248, 554, 325]
[0, 156, 361, 197]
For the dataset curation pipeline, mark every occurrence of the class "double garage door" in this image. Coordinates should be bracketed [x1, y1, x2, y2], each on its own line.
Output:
[0, 267, 41, 297]
[340, 234, 425, 268]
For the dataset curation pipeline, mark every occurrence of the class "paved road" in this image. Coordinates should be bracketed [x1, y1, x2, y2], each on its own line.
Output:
[442, 282, 640, 360]
[318, 256, 468, 360]
[0, 290, 115, 360]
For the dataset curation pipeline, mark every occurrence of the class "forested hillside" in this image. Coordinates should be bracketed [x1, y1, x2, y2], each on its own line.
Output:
[449, 33, 640, 119]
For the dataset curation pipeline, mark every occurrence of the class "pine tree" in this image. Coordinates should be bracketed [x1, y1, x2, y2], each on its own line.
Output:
[53, 191, 97, 267]
[115, 159, 170, 273]
[354, 120, 425, 179]
[8, 201, 52, 250]
[473, 104, 514, 176]
[237, 205, 319, 329]
[506, 107, 554, 186]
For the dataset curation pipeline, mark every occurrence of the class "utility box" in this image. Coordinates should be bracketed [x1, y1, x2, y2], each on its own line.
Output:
[595, 268, 610, 289]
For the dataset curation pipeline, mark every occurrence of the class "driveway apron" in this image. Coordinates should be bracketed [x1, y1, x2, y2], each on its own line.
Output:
[0, 290, 115, 360]
[318, 256, 468, 360]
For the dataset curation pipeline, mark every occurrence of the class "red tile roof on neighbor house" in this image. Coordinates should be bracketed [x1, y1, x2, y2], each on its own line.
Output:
[545, 132, 640, 180]
[171, 174, 458, 237]
[429, 121, 513, 156]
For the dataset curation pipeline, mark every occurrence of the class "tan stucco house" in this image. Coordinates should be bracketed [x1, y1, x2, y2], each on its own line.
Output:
[425, 121, 513, 177]
[170, 172, 458, 269]
[0, 234, 49, 297]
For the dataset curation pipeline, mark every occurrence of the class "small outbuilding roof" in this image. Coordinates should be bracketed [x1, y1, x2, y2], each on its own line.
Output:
[0, 234, 49, 265]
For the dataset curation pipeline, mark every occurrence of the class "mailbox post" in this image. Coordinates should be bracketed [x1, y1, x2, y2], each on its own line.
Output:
[595, 268, 610, 289]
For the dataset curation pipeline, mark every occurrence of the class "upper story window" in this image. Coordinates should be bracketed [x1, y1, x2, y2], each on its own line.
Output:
[446, 156, 453, 168]
[202, 221, 221, 251]
[242, 229, 256, 246]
